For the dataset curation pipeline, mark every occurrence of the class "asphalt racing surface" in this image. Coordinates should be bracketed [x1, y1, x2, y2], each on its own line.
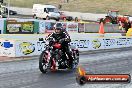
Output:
[0, 47, 132, 88]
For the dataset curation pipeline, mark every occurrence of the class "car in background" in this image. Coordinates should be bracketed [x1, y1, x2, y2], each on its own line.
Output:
[32, 4, 60, 21]
[60, 12, 73, 21]
[5, 8, 17, 15]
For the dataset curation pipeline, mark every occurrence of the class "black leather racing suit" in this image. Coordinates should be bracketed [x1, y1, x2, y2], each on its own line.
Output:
[46, 31, 73, 68]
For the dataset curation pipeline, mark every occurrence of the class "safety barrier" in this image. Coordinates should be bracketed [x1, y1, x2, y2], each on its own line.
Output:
[0, 18, 122, 34]
[0, 34, 132, 57]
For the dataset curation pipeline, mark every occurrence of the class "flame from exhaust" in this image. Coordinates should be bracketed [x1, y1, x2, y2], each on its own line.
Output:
[78, 66, 86, 76]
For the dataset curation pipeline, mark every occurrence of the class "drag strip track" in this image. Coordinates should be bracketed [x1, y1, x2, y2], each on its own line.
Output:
[0, 48, 132, 88]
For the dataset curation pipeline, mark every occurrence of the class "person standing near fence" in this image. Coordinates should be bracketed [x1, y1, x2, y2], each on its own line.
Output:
[124, 18, 131, 32]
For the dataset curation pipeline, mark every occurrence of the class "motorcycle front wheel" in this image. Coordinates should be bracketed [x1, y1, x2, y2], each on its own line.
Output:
[39, 51, 50, 73]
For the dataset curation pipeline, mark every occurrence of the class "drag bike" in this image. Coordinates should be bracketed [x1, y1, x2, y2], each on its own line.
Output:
[39, 37, 79, 73]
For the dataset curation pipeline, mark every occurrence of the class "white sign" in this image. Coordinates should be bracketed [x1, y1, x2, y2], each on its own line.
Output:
[15, 39, 46, 57]
[67, 22, 78, 33]
[0, 39, 15, 57]
[71, 38, 104, 51]
[71, 37, 132, 51]
[39, 20, 45, 34]
[0, 19, 5, 34]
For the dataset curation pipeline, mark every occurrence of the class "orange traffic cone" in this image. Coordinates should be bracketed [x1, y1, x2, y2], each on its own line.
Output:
[99, 22, 105, 34]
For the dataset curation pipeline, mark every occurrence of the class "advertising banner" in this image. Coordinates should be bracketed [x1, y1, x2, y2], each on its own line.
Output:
[103, 38, 132, 49]
[78, 23, 85, 33]
[45, 20, 56, 33]
[71, 37, 132, 51]
[39, 20, 45, 34]
[7, 36, 132, 57]
[6, 20, 34, 34]
[15, 39, 46, 57]
[0, 39, 15, 57]
[67, 22, 78, 33]
[70, 38, 104, 51]
[1, 33, 132, 57]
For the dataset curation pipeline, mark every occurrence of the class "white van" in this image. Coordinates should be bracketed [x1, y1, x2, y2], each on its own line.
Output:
[32, 4, 60, 21]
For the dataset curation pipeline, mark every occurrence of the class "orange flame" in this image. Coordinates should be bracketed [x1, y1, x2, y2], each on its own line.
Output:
[78, 66, 86, 76]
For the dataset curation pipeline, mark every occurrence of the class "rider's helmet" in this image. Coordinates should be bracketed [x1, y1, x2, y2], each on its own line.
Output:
[54, 23, 63, 34]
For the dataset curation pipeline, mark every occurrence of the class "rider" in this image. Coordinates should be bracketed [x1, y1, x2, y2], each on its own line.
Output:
[46, 23, 73, 69]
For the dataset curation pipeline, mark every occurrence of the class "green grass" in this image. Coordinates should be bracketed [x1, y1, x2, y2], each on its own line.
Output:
[3, 0, 132, 15]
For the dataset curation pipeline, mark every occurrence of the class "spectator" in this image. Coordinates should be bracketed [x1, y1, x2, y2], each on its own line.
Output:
[63, 17, 67, 22]
[58, 4, 62, 9]
[65, 0, 67, 3]
[74, 17, 79, 22]
[61, 0, 69, 3]
[124, 18, 131, 32]
[61, 0, 64, 3]
[99, 18, 105, 24]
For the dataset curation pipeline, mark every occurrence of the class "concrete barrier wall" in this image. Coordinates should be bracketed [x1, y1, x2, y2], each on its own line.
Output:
[0, 34, 132, 57]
